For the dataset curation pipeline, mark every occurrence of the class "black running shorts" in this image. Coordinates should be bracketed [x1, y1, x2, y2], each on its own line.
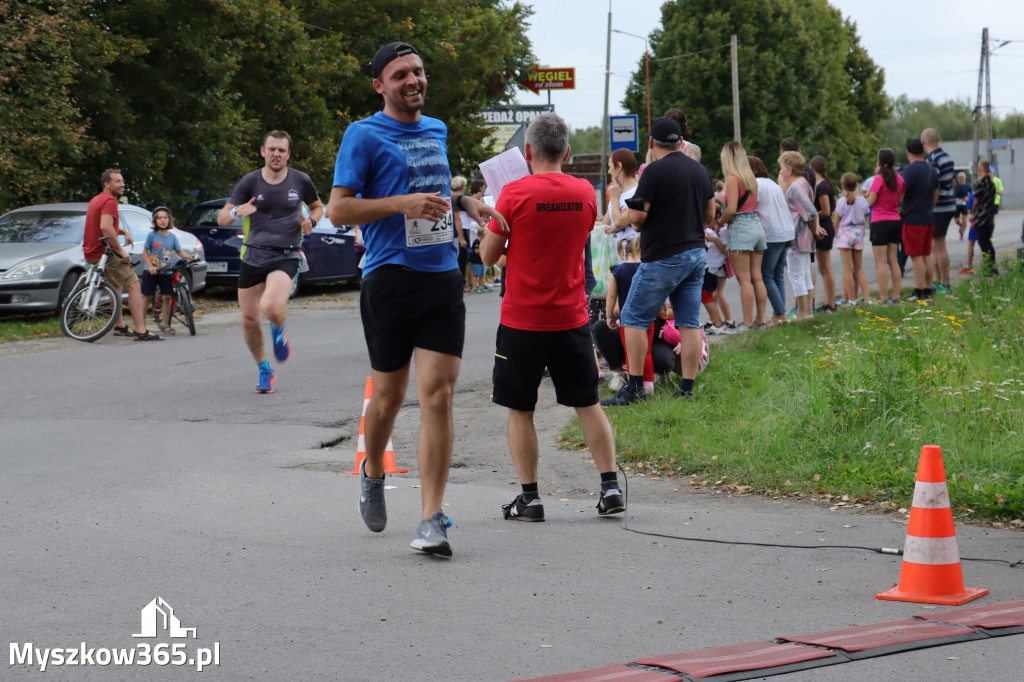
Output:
[815, 222, 835, 251]
[933, 212, 954, 238]
[360, 265, 466, 372]
[869, 220, 902, 246]
[238, 259, 300, 289]
[492, 323, 599, 411]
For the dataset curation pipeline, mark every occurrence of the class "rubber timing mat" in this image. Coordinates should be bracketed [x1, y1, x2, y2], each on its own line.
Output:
[510, 600, 1024, 681]
[922, 598, 1024, 636]
[778, 618, 984, 660]
[512, 663, 681, 681]
[632, 641, 840, 679]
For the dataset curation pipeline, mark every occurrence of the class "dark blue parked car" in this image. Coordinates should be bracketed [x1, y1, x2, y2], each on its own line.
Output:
[182, 198, 363, 295]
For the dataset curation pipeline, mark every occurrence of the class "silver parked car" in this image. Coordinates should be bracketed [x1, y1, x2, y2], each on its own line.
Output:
[0, 202, 207, 313]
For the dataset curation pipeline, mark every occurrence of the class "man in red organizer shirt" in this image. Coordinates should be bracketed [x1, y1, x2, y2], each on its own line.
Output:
[480, 113, 623, 523]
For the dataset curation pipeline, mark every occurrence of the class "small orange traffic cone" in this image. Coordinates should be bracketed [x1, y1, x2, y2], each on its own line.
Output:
[876, 445, 988, 605]
[346, 377, 408, 475]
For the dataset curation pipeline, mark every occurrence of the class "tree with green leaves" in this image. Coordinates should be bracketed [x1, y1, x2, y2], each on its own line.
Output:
[623, 0, 888, 179]
[569, 126, 604, 155]
[0, 1, 101, 209]
[0, 0, 534, 215]
[879, 96, 975, 153]
[300, 0, 534, 179]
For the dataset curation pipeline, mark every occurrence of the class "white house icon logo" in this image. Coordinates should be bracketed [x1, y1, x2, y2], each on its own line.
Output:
[132, 597, 197, 639]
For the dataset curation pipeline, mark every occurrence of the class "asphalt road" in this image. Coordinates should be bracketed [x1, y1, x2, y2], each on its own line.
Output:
[2, 224, 1022, 680]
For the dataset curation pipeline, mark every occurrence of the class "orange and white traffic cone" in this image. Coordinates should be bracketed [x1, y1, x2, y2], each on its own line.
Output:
[876, 444, 988, 605]
[346, 377, 408, 475]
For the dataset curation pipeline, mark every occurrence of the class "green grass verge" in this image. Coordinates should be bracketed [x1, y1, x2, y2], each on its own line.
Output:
[0, 313, 62, 343]
[564, 260, 1024, 524]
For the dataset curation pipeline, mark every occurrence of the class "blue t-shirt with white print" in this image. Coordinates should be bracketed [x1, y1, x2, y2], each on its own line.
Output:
[333, 112, 457, 275]
[144, 230, 182, 272]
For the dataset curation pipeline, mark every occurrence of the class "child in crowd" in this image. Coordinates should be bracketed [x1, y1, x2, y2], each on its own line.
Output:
[960, 191, 977, 274]
[971, 160, 999, 274]
[834, 172, 872, 304]
[452, 175, 469, 289]
[658, 303, 710, 380]
[866, 148, 905, 303]
[468, 230, 490, 292]
[463, 180, 490, 292]
[703, 214, 730, 334]
[713, 179, 726, 205]
[141, 207, 197, 334]
[706, 200, 736, 329]
[599, 237, 658, 397]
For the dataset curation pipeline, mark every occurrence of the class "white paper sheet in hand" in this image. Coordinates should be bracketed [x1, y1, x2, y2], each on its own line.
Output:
[479, 147, 530, 202]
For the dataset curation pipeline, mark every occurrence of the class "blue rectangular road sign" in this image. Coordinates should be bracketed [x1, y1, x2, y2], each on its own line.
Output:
[610, 115, 639, 152]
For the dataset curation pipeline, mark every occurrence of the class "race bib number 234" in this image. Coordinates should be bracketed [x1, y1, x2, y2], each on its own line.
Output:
[404, 209, 454, 247]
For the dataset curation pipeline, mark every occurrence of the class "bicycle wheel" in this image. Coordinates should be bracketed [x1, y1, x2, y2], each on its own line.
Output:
[61, 281, 121, 342]
[175, 282, 196, 336]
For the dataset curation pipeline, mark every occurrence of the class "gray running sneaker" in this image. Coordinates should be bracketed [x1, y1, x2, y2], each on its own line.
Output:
[358, 458, 387, 532]
[410, 510, 452, 557]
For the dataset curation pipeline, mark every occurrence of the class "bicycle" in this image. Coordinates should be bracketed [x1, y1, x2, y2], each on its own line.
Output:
[60, 236, 123, 342]
[151, 258, 198, 336]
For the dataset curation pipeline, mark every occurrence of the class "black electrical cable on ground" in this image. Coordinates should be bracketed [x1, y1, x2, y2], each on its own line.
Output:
[615, 464, 1024, 569]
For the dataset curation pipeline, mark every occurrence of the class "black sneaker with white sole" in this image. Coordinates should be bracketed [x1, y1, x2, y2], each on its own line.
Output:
[596, 488, 625, 515]
[502, 494, 545, 522]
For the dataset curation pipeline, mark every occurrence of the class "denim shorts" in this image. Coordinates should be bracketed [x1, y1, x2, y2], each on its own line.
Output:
[726, 211, 766, 251]
[620, 247, 705, 329]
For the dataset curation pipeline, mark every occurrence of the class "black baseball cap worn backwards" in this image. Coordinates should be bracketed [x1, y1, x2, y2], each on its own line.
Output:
[373, 41, 420, 79]
[650, 117, 682, 145]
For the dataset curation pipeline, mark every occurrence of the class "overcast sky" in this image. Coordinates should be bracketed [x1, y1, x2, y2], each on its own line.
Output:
[519, 0, 1024, 132]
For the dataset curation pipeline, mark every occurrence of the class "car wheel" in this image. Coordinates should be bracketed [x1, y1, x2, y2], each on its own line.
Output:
[57, 271, 81, 309]
[289, 275, 300, 299]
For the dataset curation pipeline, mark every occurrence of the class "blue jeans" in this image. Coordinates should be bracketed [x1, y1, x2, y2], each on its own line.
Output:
[620, 248, 705, 329]
[761, 240, 791, 316]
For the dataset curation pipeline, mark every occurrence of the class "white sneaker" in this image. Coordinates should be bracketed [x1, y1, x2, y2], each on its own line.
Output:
[705, 324, 727, 335]
[608, 373, 626, 391]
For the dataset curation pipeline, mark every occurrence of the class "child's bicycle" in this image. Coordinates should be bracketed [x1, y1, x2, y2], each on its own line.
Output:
[60, 237, 123, 342]
[151, 258, 198, 336]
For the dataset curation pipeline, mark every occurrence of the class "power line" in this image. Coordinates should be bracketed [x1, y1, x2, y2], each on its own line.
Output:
[651, 42, 731, 63]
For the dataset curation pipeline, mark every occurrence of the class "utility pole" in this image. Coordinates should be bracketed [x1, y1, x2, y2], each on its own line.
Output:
[601, 0, 612, 211]
[972, 28, 991, 177]
[731, 34, 741, 143]
[984, 35, 993, 163]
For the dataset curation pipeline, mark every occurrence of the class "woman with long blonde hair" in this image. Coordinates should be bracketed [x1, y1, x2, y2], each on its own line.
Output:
[717, 141, 766, 330]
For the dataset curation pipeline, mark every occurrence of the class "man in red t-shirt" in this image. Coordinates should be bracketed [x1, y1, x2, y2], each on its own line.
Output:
[481, 113, 623, 523]
[83, 169, 161, 340]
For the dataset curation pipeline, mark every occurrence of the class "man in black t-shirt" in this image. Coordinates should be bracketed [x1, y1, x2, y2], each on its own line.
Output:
[218, 130, 323, 394]
[602, 117, 715, 405]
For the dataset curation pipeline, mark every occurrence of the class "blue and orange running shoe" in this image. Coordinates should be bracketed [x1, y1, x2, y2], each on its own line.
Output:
[255, 366, 276, 394]
[271, 324, 290, 362]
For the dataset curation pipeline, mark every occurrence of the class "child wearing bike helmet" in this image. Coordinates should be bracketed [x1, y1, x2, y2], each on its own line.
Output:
[142, 207, 196, 334]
